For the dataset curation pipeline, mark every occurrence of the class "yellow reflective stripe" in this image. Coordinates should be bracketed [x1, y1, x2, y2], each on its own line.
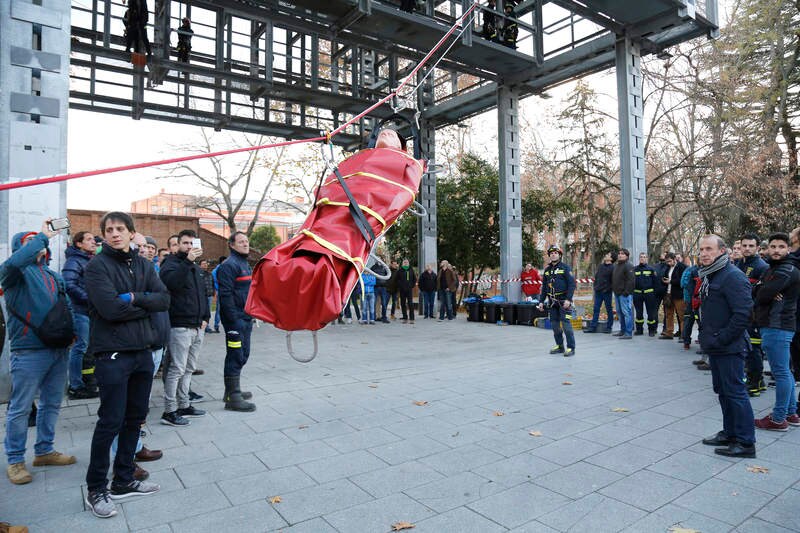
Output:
[750, 338, 761, 344]
[323, 171, 416, 199]
[227, 341, 242, 348]
[644, 289, 654, 293]
[635, 272, 641, 276]
[81, 368, 94, 375]
[643, 272, 652, 275]
[634, 290, 643, 293]
[300, 229, 366, 297]
[316, 198, 387, 229]
[565, 314, 573, 319]
[554, 269, 565, 274]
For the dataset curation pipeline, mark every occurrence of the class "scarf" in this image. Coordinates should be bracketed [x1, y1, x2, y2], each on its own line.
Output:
[698, 252, 729, 301]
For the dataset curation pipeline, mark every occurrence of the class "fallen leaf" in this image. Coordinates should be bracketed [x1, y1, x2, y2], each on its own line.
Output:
[746, 465, 770, 474]
[269, 496, 282, 504]
[392, 522, 415, 531]
[298, 425, 309, 430]
[667, 527, 700, 533]
[493, 411, 505, 417]
[413, 400, 428, 406]
[611, 407, 630, 412]
[562, 381, 573, 386]
[368, 384, 378, 388]
[732, 491, 739, 496]
[529, 430, 543, 437]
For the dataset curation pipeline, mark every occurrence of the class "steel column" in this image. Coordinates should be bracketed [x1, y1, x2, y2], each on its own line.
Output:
[497, 85, 522, 301]
[615, 37, 648, 257]
[417, 70, 437, 278]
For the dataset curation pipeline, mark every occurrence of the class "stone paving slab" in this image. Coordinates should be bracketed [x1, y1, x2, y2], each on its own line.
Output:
[1, 317, 800, 531]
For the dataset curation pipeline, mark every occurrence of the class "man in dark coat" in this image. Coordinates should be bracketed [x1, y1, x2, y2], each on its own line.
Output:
[612, 249, 635, 339]
[585, 253, 614, 333]
[697, 235, 756, 458]
[396, 258, 417, 323]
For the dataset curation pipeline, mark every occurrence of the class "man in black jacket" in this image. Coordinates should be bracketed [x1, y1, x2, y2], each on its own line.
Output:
[585, 253, 614, 333]
[84, 212, 169, 518]
[396, 258, 417, 323]
[752, 233, 800, 431]
[418, 264, 437, 319]
[612, 249, 635, 339]
[697, 235, 756, 458]
[159, 230, 209, 427]
[738, 233, 770, 397]
[218, 232, 256, 412]
[659, 252, 686, 339]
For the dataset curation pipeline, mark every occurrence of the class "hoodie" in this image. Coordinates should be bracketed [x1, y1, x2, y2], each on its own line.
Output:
[0, 232, 72, 351]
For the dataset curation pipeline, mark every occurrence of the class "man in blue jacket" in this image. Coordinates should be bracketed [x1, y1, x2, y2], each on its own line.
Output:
[218, 232, 255, 412]
[697, 235, 756, 458]
[1, 220, 78, 486]
[538, 245, 577, 357]
[62, 230, 97, 399]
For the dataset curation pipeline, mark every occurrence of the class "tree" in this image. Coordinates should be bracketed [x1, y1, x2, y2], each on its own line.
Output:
[249, 225, 280, 253]
[166, 129, 290, 237]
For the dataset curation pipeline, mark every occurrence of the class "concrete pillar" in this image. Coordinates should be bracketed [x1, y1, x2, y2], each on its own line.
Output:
[615, 38, 648, 257]
[1, 0, 72, 400]
[497, 85, 522, 301]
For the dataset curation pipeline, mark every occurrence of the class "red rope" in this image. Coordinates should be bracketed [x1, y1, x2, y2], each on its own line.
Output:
[0, 2, 480, 193]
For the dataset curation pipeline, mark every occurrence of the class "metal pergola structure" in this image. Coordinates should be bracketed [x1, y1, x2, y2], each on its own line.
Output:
[2, 0, 719, 296]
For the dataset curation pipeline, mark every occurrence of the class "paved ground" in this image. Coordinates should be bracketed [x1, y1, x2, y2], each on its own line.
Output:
[1, 316, 800, 532]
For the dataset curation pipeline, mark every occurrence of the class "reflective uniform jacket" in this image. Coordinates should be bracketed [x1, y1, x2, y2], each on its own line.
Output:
[538, 261, 576, 304]
[633, 263, 658, 294]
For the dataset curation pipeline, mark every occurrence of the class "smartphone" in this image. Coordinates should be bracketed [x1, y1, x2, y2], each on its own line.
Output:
[192, 238, 202, 249]
[49, 217, 71, 231]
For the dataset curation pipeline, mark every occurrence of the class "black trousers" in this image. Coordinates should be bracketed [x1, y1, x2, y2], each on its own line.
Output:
[745, 324, 764, 382]
[399, 289, 415, 320]
[86, 349, 154, 491]
[633, 292, 658, 333]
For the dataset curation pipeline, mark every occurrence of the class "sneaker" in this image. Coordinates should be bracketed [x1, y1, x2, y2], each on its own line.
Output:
[612, 331, 624, 337]
[32, 451, 77, 467]
[696, 362, 711, 371]
[68, 386, 99, 400]
[410, 320, 415, 324]
[177, 406, 206, 418]
[369, 321, 375, 325]
[188, 390, 204, 402]
[692, 359, 705, 365]
[109, 479, 160, 500]
[754, 414, 789, 432]
[549, 345, 564, 354]
[160, 411, 190, 427]
[563, 348, 575, 357]
[86, 489, 117, 518]
[618, 335, 632, 340]
[786, 414, 800, 427]
[6, 463, 32, 485]
[346, 318, 353, 324]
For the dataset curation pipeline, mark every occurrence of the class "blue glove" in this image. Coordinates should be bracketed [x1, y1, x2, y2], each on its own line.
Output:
[118, 293, 133, 303]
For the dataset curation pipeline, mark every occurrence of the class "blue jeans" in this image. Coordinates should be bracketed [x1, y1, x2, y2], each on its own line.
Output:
[709, 352, 755, 445]
[615, 294, 633, 335]
[761, 328, 797, 422]
[5, 349, 68, 464]
[375, 286, 389, 319]
[422, 291, 435, 318]
[589, 291, 613, 331]
[438, 290, 453, 319]
[68, 312, 90, 390]
[361, 292, 376, 322]
[549, 304, 575, 350]
[214, 297, 221, 329]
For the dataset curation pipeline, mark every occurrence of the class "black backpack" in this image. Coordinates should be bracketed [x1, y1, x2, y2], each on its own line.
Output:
[8, 289, 74, 348]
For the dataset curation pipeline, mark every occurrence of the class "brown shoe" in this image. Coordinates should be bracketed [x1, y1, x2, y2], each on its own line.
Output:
[135, 447, 163, 462]
[133, 463, 149, 481]
[0, 522, 30, 533]
[32, 451, 76, 467]
[6, 463, 32, 485]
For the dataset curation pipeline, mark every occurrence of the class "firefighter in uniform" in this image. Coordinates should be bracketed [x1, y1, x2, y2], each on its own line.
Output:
[538, 245, 577, 357]
[501, 4, 518, 48]
[738, 234, 769, 396]
[633, 252, 659, 336]
[482, 0, 498, 42]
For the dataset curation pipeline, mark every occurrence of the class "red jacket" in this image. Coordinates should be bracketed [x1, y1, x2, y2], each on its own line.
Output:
[521, 268, 542, 296]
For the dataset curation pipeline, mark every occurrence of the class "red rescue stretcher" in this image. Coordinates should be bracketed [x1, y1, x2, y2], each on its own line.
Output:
[245, 117, 427, 361]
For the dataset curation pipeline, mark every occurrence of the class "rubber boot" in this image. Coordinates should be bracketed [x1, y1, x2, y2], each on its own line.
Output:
[224, 377, 256, 412]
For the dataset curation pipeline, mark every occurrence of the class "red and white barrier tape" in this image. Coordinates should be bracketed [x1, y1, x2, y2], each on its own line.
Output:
[460, 278, 595, 285]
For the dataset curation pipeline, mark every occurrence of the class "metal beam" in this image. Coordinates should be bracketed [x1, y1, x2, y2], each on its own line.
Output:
[548, 0, 625, 34]
[417, 70, 438, 287]
[615, 37, 648, 257]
